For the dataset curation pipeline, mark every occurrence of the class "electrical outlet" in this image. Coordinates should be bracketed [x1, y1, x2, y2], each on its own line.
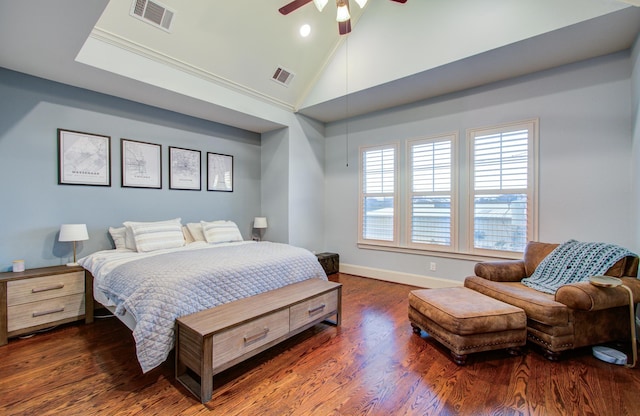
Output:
[430, 262, 437, 271]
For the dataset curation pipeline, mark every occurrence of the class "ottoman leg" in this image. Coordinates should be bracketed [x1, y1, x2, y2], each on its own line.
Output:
[507, 346, 524, 356]
[450, 352, 468, 366]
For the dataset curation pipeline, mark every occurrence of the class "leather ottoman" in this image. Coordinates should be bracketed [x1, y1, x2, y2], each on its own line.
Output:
[409, 287, 526, 365]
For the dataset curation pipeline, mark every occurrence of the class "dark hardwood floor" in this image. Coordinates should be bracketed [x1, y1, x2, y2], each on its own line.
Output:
[2, 273, 640, 415]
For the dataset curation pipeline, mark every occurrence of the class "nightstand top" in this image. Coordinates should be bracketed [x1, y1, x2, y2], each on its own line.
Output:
[0, 265, 84, 283]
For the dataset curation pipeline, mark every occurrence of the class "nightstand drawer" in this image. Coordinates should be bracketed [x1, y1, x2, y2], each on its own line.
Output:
[7, 293, 85, 332]
[211, 309, 289, 369]
[290, 290, 339, 330]
[7, 271, 84, 306]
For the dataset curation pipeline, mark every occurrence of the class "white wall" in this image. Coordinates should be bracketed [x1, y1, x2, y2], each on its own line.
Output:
[324, 52, 634, 287]
[632, 33, 640, 252]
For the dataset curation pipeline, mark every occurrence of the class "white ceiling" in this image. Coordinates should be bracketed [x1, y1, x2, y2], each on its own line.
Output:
[0, 0, 639, 133]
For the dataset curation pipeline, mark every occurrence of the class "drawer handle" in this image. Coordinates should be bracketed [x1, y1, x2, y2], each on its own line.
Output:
[32, 283, 64, 293]
[244, 328, 269, 345]
[32, 306, 65, 317]
[308, 304, 326, 316]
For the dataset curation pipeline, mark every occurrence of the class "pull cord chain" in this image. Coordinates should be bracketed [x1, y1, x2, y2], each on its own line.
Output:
[345, 37, 349, 167]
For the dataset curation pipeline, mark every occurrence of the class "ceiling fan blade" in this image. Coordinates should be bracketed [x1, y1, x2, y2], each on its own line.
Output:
[279, 0, 314, 15]
[339, 19, 352, 35]
[390, 0, 408, 3]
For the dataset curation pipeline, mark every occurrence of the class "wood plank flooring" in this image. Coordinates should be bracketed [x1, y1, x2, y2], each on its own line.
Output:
[2, 273, 640, 415]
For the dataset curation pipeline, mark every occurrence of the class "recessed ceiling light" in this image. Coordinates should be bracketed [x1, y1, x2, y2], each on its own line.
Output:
[300, 24, 311, 37]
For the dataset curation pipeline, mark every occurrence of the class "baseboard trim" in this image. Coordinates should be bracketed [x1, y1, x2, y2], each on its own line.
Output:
[339, 263, 463, 288]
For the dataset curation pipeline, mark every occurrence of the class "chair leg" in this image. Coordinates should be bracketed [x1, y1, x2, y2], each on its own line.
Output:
[507, 346, 525, 356]
[543, 348, 562, 361]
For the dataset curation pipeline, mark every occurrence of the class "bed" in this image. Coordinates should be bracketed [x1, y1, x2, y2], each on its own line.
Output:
[78, 219, 329, 373]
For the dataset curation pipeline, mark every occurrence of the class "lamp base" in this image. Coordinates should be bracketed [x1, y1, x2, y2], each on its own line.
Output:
[66, 262, 80, 267]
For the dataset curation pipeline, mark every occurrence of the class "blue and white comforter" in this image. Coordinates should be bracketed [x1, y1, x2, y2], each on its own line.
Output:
[79, 242, 327, 372]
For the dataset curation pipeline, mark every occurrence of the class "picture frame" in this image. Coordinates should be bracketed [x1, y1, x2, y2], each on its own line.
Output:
[169, 146, 201, 190]
[207, 152, 233, 192]
[121, 138, 162, 189]
[58, 128, 111, 186]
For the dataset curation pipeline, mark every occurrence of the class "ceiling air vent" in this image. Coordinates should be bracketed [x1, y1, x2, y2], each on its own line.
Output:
[131, 0, 174, 32]
[271, 66, 295, 87]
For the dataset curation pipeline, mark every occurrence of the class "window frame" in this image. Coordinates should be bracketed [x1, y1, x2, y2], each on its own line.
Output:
[358, 142, 400, 247]
[467, 119, 539, 257]
[405, 133, 458, 252]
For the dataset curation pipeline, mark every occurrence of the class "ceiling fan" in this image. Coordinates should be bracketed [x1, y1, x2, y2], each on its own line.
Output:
[279, 0, 408, 35]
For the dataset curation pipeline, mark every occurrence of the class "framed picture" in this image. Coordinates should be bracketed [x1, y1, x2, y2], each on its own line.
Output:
[121, 138, 162, 189]
[207, 152, 233, 192]
[169, 146, 201, 190]
[58, 129, 111, 186]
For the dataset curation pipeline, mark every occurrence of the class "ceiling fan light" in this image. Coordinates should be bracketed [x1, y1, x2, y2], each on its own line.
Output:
[313, 0, 329, 12]
[336, 2, 350, 22]
[354, 0, 368, 8]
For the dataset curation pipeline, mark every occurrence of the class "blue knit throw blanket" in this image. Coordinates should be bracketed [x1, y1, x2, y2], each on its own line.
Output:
[521, 240, 636, 294]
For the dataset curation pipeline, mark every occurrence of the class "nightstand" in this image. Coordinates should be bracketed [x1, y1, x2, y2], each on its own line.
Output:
[0, 265, 92, 346]
[316, 252, 339, 276]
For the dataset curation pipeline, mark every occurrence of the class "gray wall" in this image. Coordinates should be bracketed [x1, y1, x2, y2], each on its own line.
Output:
[0, 68, 262, 270]
[324, 51, 635, 285]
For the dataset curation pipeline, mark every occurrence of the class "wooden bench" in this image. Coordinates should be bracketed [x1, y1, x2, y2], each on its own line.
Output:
[175, 278, 342, 403]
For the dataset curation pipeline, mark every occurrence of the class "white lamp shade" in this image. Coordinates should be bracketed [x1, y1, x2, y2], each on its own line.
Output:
[59, 224, 89, 242]
[253, 217, 268, 229]
[336, 2, 350, 22]
[313, 0, 328, 12]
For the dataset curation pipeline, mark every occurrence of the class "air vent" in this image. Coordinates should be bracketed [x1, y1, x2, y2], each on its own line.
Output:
[271, 66, 295, 87]
[131, 0, 174, 32]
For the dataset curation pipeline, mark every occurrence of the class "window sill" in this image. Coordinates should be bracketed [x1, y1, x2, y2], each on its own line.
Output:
[357, 243, 522, 262]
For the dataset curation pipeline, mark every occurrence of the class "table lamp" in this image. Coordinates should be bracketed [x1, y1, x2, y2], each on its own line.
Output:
[59, 224, 89, 266]
[253, 217, 268, 241]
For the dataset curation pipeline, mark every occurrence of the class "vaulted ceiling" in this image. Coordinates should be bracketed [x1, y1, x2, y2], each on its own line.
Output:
[0, 0, 639, 133]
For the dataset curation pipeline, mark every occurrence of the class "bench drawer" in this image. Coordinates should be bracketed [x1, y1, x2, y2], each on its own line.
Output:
[290, 290, 339, 331]
[212, 309, 289, 368]
[7, 293, 85, 332]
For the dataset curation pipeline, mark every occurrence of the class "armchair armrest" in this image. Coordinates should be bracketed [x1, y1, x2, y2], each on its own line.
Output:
[555, 277, 640, 311]
[473, 260, 526, 282]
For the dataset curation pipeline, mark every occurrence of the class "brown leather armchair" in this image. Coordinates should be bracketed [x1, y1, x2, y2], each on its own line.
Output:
[464, 241, 640, 360]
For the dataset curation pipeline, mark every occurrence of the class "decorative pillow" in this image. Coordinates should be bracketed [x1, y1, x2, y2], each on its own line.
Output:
[108, 226, 127, 250]
[186, 222, 206, 242]
[182, 226, 195, 244]
[123, 218, 185, 252]
[201, 220, 243, 244]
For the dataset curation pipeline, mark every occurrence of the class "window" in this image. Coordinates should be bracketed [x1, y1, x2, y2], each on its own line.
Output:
[468, 120, 538, 255]
[407, 134, 457, 251]
[359, 144, 398, 245]
[357, 119, 537, 258]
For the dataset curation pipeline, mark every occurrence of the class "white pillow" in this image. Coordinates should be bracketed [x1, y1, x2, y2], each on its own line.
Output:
[186, 222, 206, 242]
[201, 220, 243, 244]
[123, 218, 185, 252]
[108, 226, 127, 250]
